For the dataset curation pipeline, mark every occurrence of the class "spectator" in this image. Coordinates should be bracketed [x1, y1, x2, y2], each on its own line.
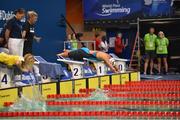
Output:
[100, 35, 109, 52]
[156, 31, 169, 74]
[114, 33, 126, 58]
[76, 33, 86, 47]
[5, 8, 25, 56]
[22, 11, 41, 56]
[94, 33, 101, 50]
[65, 34, 72, 50]
[143, 27, 157, 75]
[71, 33, 78, 50]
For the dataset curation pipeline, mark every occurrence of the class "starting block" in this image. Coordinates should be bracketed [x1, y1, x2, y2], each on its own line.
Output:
[83, 58, 107, 76]
[57, 56, 85, 79]
[34, 56, 63, 83]
[109, 53, 129, 73]
[0, 64, 14, 89]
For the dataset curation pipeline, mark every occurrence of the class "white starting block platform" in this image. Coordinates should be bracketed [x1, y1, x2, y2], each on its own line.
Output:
[34, 56, 48, 64]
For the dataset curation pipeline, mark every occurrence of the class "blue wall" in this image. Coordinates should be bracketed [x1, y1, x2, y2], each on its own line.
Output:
[0, 0, 66, 62]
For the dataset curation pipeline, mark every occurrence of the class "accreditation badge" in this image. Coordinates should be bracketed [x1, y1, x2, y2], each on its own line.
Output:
[158, 46, 163, 51]
[149, 42, 153, 47]
[30, 28, 35, 33]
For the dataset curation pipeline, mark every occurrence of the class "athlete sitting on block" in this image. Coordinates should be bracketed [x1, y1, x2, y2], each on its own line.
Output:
[57, 47, 119, 73]
[0, 52, 35, 72]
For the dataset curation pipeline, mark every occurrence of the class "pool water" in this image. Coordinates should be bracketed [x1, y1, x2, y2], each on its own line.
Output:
[0, 80, 180, 119]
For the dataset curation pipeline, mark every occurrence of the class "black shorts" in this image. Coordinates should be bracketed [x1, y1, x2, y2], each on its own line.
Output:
[23, 40, 33, 56]
[145, 50, 156, 59]
[68, 49, 95, 61]
[157, 54, 168, 58]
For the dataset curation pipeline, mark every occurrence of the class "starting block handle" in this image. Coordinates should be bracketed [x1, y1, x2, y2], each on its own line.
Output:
[113, 58, 129, 62]
[83, 58, 102, 63]
[57, 59, 84, 65]
[109, 53, 129, 62]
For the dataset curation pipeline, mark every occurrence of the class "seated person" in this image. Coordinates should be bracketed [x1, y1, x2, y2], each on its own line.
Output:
[0, 52, 35, 72]
[57, 47, 119, 73]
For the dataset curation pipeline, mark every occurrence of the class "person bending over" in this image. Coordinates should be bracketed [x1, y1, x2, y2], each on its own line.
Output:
[57, 47, 119, 73]
[0, 53, 35, 72]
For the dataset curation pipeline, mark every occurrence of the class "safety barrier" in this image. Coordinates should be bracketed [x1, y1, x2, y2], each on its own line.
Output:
[46, 93, 180, 99]
[0, 111, 179, 118]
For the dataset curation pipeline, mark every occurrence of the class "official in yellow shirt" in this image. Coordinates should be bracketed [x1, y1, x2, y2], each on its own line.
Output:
[156, 31, 169, 74]
[143, 27, 157, 75]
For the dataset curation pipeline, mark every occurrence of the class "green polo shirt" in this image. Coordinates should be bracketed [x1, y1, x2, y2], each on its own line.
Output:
[71, 39, 78, 50]
[144, 33, 157, 51]
[156, 37, 169, 54]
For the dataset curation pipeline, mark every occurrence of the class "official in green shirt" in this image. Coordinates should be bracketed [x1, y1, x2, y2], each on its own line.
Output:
[71, 33, 78, 50]
[143, 27, 157, 75]
[156, 31, 169, 74]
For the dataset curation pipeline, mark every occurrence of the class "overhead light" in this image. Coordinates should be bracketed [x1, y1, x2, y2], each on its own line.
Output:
[152, 21, 172, 24]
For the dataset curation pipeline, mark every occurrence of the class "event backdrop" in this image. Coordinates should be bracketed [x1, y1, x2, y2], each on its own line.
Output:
[0, 0, 66, 62]
[83, 0, 173, 20]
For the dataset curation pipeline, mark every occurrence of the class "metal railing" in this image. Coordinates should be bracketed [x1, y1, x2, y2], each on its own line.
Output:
[64, 41, 96, 50]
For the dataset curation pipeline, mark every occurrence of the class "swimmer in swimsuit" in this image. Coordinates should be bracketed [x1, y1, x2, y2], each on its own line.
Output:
[57, 47, 119, 73]
[0, 53, 35, 72]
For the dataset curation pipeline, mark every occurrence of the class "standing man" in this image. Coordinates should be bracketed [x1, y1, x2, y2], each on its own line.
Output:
[22, 11, 41, 56]
[5, 8, 25, 56]
[144, 27, 157, 75]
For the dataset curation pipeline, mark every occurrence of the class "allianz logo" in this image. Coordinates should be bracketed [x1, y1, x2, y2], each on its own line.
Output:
[96, 4, 131, 17]
[0, 10, 14, 21]
[0, 10, 26, 22]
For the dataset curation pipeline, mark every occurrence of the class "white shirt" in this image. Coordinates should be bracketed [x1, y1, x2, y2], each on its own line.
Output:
[100, 41, 108, 52]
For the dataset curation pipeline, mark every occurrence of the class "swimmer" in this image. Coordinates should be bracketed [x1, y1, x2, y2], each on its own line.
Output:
[57, 47, 119, 73]
[0, 53, 35, 72]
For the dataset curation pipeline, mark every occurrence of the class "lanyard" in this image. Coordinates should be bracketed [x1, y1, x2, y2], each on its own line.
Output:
[159, 38, 165, 46]
[150, 34, 154, 42]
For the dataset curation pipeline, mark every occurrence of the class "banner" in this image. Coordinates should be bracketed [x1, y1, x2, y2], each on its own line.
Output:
[83, 0, 142, 20]
[143, 0, 172, 17]
[0, 0, 66, 62]
[83, 0, 172, 20]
